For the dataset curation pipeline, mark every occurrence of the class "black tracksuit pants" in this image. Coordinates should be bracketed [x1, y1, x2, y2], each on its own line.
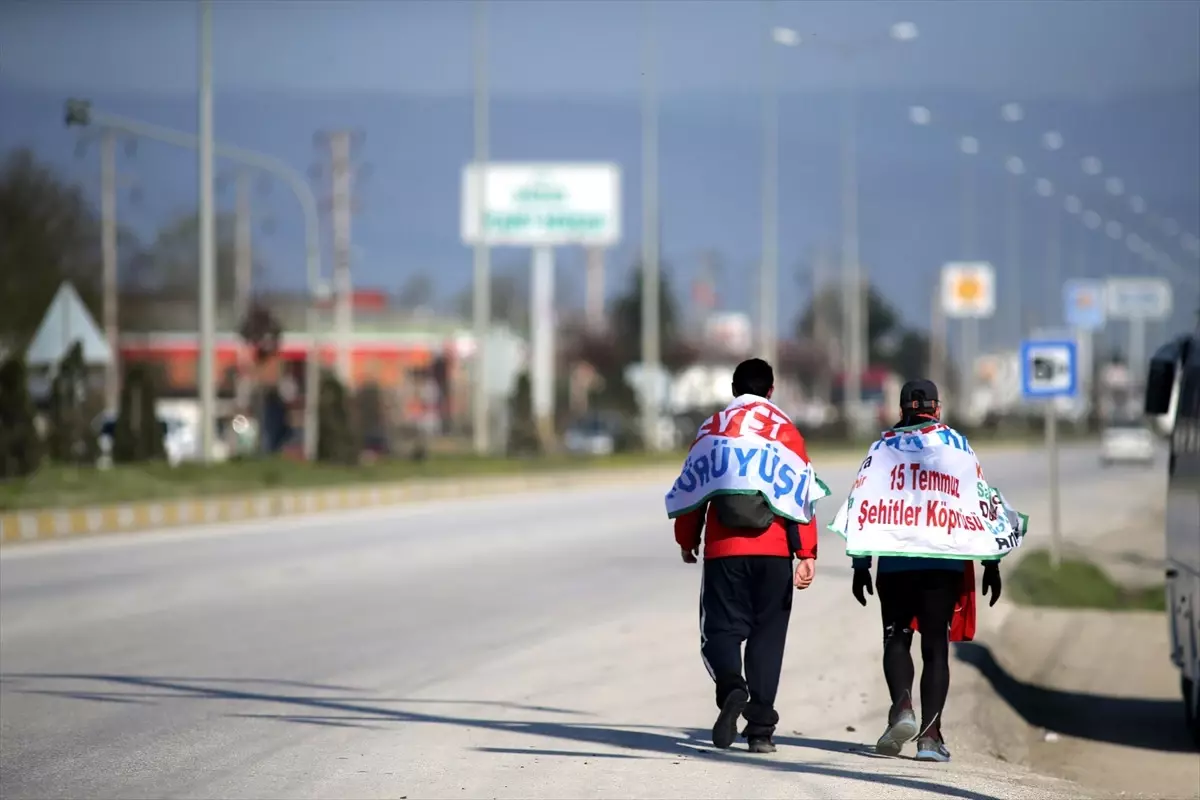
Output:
[700, 555, 793, 738]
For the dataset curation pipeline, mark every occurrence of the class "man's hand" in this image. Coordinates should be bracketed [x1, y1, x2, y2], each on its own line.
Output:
[982, 562, 1002, 606]
[681, 547, 698, 564]
[794, 558, 816, 589]
[852, 568, 874, 606]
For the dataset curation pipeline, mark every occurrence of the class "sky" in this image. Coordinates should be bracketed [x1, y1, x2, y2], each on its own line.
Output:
[2, 1, 1198, 347]
[2, 0, 1199, 99]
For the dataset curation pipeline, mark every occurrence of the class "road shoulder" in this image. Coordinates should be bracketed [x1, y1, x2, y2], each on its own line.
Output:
[957, 605, 1198, 800]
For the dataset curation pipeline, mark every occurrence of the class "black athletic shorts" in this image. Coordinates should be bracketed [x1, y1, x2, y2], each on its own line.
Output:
[875, 569, 961, 642]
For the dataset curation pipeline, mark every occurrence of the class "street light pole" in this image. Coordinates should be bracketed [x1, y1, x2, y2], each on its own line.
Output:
[100, 129, 119, 413]
[770, 23, 916, 432]
[1033, 177, 1060, 330]
[472, 0, 491, 456]
[65, 102, 324, 460]
[197, 0, 217, 464]
[1004, 156, 1025, 344]
[841, 70, 863, 430]
[760, 2, 780, 367]
[959, 135, 979, 403]
[641, 0, 661, 452]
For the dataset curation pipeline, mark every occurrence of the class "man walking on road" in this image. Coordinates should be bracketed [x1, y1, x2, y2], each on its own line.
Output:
[669, 358, 822, 754]
[851, 379, 1004, 763]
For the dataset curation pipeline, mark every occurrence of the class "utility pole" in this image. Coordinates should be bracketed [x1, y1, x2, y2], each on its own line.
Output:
[234, 169, 253, 323]
[641, 0, 661, 452]
[1047, 193, 1062, 330]
[233, 169, 254, 413]
[327, 131, 354, 386]
[842, 77, 864, 434]
[585, 246, 605, 333]
[929, 284, 946, 393]
[100, 129, 119, 412]
[1005, 157, 1025, 345]
[761, 0, 779, 367]
[197, 0, 217, 464]
[812, 244, 833, 404]
[959, 136, 979, 408]
[64, 99, 324, 461]
[472, 0, 491, 456]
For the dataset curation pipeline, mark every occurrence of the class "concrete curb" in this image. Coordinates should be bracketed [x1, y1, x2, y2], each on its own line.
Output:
[0, 465, 680, 547]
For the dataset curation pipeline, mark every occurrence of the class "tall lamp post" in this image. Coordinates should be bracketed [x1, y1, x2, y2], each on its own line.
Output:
[907, 105, 982, 402]
[768, 21, 918, 432]
[472, 0, 491, 455]
[759, 18, 792, 367]
[641, 0, 662, 452]
[198, 0, 217, 463]
[1003, 155, 1026, 344]
[64, 101, 325, 461]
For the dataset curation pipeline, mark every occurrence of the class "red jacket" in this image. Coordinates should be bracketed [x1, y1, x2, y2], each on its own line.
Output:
[674, 504, 819, 560]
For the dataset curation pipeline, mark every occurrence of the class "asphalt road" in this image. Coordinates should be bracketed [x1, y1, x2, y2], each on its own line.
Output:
[0, 443, 1159, 799]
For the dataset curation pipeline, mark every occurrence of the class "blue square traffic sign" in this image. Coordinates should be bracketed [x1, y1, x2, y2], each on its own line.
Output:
[1020, 339, 1079, 400]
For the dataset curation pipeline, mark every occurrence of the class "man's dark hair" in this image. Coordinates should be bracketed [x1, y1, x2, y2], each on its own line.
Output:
[732, 358, 774, 398]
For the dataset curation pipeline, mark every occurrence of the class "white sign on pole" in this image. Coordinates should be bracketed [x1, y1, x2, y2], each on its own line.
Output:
[461, 162, 621, 246]
[1105, 277, 1172, 321]
[940, 262, 996, 318]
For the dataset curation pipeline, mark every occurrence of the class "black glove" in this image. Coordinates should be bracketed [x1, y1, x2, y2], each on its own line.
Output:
[852, 568, 874, 606]
[982, 562, 1002, 607]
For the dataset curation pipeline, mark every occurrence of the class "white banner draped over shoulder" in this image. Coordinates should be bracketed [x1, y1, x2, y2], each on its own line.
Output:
[828, 423, 1030, 560]
[664, 396, 829, 524]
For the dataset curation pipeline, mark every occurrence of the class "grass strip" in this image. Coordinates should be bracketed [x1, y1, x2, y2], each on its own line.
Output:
[0, 433, 1091, 513]
[1008, 549, 1166, 612]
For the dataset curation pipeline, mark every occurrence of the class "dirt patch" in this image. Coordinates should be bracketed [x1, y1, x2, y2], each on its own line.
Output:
[957, 605, 1198, 800]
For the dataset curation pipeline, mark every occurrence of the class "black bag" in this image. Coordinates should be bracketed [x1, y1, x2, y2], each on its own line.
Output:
[712, 492, 775, 531]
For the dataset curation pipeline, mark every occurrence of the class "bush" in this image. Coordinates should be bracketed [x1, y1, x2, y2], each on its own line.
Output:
[112, 363, 166, 463]
[1008, 549, 1166, 611]
[239, 301, 282, 363]
[46, 342, 98, 465]
[356, 382, 388, 454]
[0, 355, 43, 478]
[316, 370, 357, 464]
[507, 372, 540, 456]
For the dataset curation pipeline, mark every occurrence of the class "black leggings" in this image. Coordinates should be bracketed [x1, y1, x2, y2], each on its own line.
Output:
[875, 569, 961, 737]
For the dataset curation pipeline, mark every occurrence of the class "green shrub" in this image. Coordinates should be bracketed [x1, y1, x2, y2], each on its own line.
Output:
[46, 342, 98, 465]
[316, 370, 357, 465]
[507, 372, 540, 456]
[1009, 549, 1166, 611]
[0, 355, 43, 478]
[112, 363, 165, 463]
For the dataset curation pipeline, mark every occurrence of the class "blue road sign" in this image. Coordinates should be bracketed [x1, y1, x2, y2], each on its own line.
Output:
[1020, 339, 1079, 401]
[1063, 280, 1106, 331]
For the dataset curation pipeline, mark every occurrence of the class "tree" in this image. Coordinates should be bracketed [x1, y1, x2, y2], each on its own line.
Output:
[453, 268, 527, 329]
[0, 355, 43, 479]
[608, 262, 695, 370]
[316, 371, 357, 464]
[112, 363, 166, 463]
[793, 283, 931, 382]
[0, 148, 103, 352]
[239, 301, 283, 363]
[451, 257, 580, 330]
[396, 273, 435, 312]
[46, 342, 98, 465]
[237, 300, 286, 451]
[506, 372, 540, 455]
[132, 211, 263, 305]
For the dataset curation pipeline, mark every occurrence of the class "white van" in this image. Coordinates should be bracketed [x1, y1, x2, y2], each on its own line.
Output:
[1145, 329, 1200, 748]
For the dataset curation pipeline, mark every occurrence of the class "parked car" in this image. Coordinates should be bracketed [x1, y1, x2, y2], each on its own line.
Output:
[563, 415, 616, 456]
[1099, 418, 1156, 466]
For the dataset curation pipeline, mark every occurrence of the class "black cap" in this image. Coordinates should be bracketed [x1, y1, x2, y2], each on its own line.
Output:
[900, 379, 939, 412]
